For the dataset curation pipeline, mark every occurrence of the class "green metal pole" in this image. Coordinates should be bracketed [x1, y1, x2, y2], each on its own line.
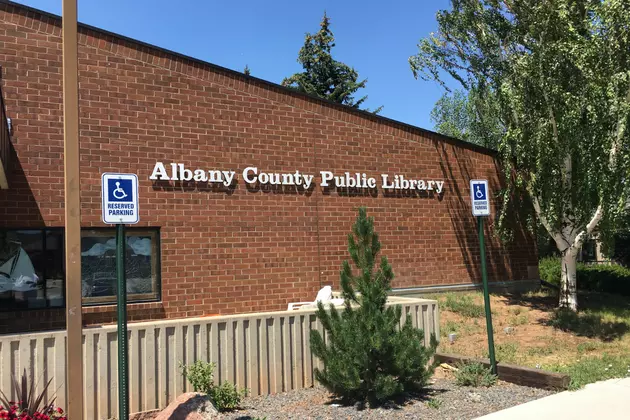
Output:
[116, 223, 129, 420]
[478, 216, 497, 374]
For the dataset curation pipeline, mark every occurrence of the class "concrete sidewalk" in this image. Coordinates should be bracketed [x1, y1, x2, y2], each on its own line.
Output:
[476, 377, 630, 420]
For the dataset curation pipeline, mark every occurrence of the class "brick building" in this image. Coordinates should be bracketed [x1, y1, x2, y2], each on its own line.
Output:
[0, 1, 537, 334]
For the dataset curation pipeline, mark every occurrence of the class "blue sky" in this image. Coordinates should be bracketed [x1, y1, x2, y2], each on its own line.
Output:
[13, 0, 456, 130]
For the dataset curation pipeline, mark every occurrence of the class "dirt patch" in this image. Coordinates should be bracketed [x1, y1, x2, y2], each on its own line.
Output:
[436, 291, 630, 368]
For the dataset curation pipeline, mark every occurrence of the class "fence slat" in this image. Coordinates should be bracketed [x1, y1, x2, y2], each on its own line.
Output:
[236, 319, 246, 389]
[97, 333, 108, 420]
[158, 326, 168, 408]
[146, 327, 157, 410]
[260, 317, 269, 395]
[174, 325, 184, 396]
[84, 333, 95, 419]
[248, 318, 259, 395]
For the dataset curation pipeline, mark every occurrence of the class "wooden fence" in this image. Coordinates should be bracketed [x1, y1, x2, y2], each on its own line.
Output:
[0, 296, 439, 419]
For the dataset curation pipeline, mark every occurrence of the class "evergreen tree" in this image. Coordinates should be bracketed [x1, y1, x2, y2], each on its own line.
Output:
[310, 208, 436, 407]
[282, 13, 382, 113]
[243, 65, 251, 76]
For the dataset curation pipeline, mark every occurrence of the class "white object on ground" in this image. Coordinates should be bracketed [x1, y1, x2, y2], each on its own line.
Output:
[475, 377, 630, 420]
[440, 363, 459, 372]
[287, 286, 345, 310]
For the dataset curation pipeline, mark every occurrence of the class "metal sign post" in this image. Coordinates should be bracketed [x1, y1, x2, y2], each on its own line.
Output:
[116, 223, 128, 419]
[102, 173, 139, 420]
[470, 179, 497, 374]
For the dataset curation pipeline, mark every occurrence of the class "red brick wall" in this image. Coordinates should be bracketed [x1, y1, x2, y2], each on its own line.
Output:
[0, 3, 537, 334]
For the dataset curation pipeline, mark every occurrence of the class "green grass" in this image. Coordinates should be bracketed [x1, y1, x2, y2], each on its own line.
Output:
[435, 289, 630, 390]
[442, 320, 461, 337]
[526, 343, 558, 357]
[442, 293, 485, 318]
[547, 296, 630, 341]
[576, 341, 603, 353]
[426, 398, 443, 409]
[548, 354, 630, 390]
[488, 342, 520, 363]
[508, 313, 529, 326]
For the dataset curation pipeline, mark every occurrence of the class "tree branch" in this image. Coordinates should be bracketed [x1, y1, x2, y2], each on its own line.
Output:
[573, 205, 604, 251]
[609, 81, 630, 167]
[528, 184, 571, 252]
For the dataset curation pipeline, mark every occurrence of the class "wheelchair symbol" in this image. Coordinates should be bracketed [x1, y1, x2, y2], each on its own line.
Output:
[112, 182, 128, 200]
[475, 185, 484, 199]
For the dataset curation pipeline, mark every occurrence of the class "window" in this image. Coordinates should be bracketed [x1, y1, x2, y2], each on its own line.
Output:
[81, 228, 161, 305]
[0, 229, 64, 309]
[0, 227, 161, 310]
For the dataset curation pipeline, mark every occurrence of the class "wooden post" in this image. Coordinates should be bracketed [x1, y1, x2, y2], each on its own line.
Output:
[62, 0, 84, 418]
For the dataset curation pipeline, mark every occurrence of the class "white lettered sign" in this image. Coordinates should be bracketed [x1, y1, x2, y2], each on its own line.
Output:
[470, 179, 490, 216]
[102, 173, 139, 224]
[149, 161, 446, 194]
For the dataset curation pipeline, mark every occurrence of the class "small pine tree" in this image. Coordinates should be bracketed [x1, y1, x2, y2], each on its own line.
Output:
[243, 64, 251, 76]
[310, 207, 436, 407]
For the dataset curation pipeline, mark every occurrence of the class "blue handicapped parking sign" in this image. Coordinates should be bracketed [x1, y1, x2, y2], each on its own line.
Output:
[470, 179, 490, 217]
[108, 178, 133, 202]
[473, 182, 487, 200]
[102, 173, 139, 224]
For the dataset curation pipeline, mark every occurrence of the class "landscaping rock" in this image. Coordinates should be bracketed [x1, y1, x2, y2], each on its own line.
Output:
[220, 378, 554, 419]
[468, 392, 483, 403]
[154, 393, 218, 420]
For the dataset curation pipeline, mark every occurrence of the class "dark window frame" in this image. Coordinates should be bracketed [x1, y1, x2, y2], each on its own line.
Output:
[0, 227, 161, 311]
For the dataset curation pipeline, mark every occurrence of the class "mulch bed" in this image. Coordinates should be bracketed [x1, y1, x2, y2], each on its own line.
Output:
[219, 377, 554, 420]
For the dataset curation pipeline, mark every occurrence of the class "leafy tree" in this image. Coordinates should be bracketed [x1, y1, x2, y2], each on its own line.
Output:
[431, 88, 503, 149]
[410, 0, 630, 310]
[310, 207, 436, 407]
[283, 13, 382, 113]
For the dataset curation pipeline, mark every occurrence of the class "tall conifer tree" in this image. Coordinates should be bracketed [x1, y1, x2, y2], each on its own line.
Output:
[283, 13, 382, 113]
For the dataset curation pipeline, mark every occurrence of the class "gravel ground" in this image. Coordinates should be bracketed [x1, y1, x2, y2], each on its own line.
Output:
[219, 378, 554, 420]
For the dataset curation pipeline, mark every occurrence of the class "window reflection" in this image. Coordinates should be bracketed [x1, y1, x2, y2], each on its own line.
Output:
[81, 229, 159, 305]
[0, 228, 160, 310]
[0, 230, 57, 309]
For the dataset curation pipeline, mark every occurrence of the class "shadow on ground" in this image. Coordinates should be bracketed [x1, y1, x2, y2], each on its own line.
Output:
[321, 386, 449, 412]
[498, 290, 630, 342]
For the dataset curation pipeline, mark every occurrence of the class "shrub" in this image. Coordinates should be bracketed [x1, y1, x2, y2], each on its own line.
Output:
[180, 360, 215, 394]
[310, 208, 437, 407]
[539, 257, 562, 286]
[538, 257, 630, 296]
[180, 360, 246, 411]
[454, 362, 497, 387]
[442, 294, 485, 318]
[0, 369, 66, 419]
[578, 264, 630, 296]
[0, 405, 66, 420]
[209, 382, 246, 412]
